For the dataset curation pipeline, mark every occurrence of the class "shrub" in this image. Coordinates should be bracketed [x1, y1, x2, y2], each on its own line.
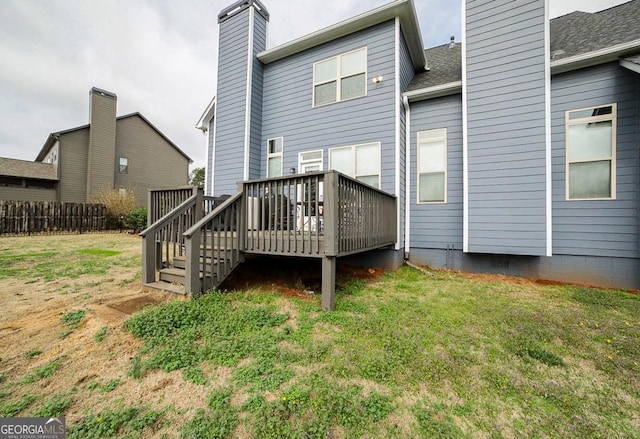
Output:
[125, 206, 147, 233]
[92, 189, 138, 229]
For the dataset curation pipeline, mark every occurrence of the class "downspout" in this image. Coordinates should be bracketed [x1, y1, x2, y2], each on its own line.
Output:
[403, 95, 411, 260]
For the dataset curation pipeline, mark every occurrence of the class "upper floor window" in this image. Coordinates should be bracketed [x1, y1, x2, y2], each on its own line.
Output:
[329, 142, 380, 188]
[267, 137, 283, 178]
[119, 157, 128, 174]
[313, 47, 367, 107]
[566, 104, 616, 200]
[417, 129, 447, 203]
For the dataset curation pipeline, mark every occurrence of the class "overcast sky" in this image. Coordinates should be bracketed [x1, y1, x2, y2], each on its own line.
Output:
[0, 0, 631, 170]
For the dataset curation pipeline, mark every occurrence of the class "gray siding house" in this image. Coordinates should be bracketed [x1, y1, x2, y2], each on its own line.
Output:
[1, 87, 192, 205]
[198, 0, 640, 289]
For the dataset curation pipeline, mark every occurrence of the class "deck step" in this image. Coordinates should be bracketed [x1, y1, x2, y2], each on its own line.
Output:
[173, 255, 228, 269]
[143, 281, 187, 295]
[159, 267, 187, 284]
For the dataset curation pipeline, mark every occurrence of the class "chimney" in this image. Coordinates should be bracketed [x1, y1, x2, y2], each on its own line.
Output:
[87, 87, 117, 202]
[209, 0, 269, 195]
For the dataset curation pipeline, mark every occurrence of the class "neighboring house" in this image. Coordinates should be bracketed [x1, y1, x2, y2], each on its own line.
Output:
[0, 157, 58, 202]
[0, 87, 192, 205]
[196, 0, 639, 290]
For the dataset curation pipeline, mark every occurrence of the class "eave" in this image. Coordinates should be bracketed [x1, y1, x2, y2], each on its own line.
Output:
[550, 39, 640, 74]
[195, 97, 216, 133]
[257, 0, 427, 72]
[403, 80, 462, 102]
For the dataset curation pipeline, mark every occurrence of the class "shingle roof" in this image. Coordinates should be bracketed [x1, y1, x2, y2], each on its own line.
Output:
[0, 157, 57, 180]
[550, 1, 640, 60]
[406, 0, 640, 93]
[407, 42, 461, 91]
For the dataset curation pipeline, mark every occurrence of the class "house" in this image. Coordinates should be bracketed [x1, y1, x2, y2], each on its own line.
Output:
[0, 87, 192, 205]
[0, 157, 58, 202]
[148, 0, 638, 304]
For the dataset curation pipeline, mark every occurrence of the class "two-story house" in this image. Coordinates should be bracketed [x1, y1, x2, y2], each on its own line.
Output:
[1, 87, 192, 205]
[189, 0, 639, 294]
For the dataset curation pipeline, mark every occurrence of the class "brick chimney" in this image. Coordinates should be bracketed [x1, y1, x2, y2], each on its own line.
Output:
[87, 87, 117, 202]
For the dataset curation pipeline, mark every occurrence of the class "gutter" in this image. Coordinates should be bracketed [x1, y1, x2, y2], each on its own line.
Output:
[550, 39, 640, 74]
[403, 80, 462, 103]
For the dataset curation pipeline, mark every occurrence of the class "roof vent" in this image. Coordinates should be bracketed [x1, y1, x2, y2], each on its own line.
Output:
[449, 35, 456, 48]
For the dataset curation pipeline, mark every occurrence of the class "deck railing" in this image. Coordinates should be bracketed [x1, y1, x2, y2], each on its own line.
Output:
[143, 172, 397, 295]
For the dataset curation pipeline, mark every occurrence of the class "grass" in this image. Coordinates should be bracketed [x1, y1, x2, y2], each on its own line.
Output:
[0, 235, 638, 437]
[119, 267, 640, 438]
[0, 239, 138, 282]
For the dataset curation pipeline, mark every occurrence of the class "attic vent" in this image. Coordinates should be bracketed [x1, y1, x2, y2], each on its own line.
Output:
[449, 35, 456, 48]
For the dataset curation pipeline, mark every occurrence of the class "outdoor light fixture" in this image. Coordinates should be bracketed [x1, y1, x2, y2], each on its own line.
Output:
[290, 167, 296, 174]
[372, 75, 384, 83]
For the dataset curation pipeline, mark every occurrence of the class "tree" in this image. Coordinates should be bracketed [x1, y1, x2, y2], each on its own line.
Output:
[189, 167, 205, 187]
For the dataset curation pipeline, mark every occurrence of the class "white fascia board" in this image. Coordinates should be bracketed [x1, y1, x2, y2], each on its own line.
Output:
[620, 57, 640, 74]
[403, 81, 462, 102]
[257, 0, 427, 71]
[550, 39, 640, 74]
[195, 96, 216, 133]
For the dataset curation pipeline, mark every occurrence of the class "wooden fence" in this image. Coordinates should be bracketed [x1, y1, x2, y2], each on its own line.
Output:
[0, 200, 110, 235]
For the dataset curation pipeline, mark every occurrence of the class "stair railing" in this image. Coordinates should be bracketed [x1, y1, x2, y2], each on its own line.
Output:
[140, 188, 204, 284]
[183, 192, 244, 295]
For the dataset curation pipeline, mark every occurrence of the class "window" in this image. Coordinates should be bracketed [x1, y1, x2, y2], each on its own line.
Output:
[417, 129, 447, 203]
[267, 137, 283, 178]
[329, 142, 380, 188]
[298, 150, 323, 173]
[313, 47, 367, 107]
[566, 104, 616, 200]
[119, 157, 128, 174]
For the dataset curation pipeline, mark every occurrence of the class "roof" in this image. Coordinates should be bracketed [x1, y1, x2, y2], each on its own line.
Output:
[0, 157, 58, 181]
[257, 0, 427, 71]
[406, 0, 640, 98]
[35, 112, 193, 163]
[550, 1, 640, 61]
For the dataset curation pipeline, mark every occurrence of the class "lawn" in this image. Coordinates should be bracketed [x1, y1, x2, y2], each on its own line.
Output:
[0, 234, 638, 438]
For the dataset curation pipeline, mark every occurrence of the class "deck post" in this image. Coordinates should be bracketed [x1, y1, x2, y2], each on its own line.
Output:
[321, 256, 336, 311]
[194, 187, 204, 220]
[237, 181, 246, 259]
[142, 233, 156, 283]
[184, 230, 201, 296]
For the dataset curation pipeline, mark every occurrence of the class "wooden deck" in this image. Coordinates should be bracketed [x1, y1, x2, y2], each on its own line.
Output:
[141, 171, 397, 310]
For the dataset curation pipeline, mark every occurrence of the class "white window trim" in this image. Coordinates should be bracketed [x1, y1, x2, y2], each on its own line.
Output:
[118, 156, 128, 174]
[328, 141, 381, 188]
[416, 129, 447, 204]
[266, 137, 284, 178]
[298, 149, 323, 173]
[312, 47, 367, 108]
[565, 103, 617, 201]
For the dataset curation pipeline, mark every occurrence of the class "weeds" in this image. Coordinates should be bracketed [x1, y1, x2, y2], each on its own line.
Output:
[94, 326, 108, 342]
[21, 360, 62, 384]
[24, 350, 42, 359]
[0, 395, 36, 417]
[67, 406, 161, 439]
[33, 393, 72, 417]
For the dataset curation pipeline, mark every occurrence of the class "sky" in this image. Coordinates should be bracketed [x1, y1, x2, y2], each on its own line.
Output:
[0, 0, 632, 170]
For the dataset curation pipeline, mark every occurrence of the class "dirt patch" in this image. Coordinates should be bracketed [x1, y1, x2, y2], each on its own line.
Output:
[107, 295, 166, 315]
[220, 254, 384, 297]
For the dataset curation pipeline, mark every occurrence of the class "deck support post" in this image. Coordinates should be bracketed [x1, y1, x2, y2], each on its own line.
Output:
[141, 234, 157, 284]
[321, 256, 336, 311]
